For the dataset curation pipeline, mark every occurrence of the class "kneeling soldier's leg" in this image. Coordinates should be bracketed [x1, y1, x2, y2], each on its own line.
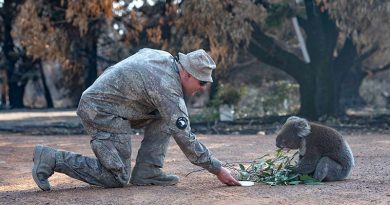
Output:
[53, 133, 131, 188]
[131, 119, 179, 185]
[90, 133, 132, 187]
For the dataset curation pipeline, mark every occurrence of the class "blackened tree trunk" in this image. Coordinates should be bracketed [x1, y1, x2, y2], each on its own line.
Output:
[247, 0, 374, 120]
[83, 30, 98, 88]
[59, 27, 99, 107]
[1, 0, 25, 108]
[38, 60, 53, 108]
[303, 0, 338, 118]
[333, 37, 363, 113]
[6, 67, 25, 108]
[248, 20, 318, 119]
[338, 65, 367, 111]
[297, 74, 316, 119]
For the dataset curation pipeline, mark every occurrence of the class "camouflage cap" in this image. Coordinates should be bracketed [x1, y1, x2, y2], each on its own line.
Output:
[178, 49, 216, 82]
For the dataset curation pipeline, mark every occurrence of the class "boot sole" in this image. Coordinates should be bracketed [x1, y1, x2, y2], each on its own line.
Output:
[32, 145, 51, 191]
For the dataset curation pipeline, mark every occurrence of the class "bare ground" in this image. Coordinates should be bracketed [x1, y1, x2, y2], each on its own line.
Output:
[0, 132, 389, 205]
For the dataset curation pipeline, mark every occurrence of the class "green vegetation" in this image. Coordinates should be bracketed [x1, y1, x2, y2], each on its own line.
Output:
[261, 81, 300, 116]
[190, 106, 219, 123]
[190, 81, 300, 122]
[235, 81, 300, 118]
[231, 149, 321, 186]
[191, 84, 244, 123]
[212, 84, 245, 107]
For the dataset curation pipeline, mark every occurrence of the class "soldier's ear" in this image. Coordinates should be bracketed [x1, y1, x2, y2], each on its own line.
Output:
[179, 68, 190, 80]
[182, 69, 191, 79]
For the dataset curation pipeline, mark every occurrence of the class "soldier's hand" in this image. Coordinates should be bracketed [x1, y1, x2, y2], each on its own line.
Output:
[216, 167, 241, 186]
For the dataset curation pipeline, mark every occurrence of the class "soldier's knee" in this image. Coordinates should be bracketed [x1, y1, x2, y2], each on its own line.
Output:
[103, 173, 130, 188]
[119, 173, 131, 186]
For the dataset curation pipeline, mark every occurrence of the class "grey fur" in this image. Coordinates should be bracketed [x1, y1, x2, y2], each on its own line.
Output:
[276, 116, 355, 182]
[286, 116, 311, 138]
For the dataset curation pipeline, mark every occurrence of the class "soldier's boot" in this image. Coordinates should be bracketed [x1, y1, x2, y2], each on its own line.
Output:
[32, 144, 57, 191]
[130, 163, 179, 186]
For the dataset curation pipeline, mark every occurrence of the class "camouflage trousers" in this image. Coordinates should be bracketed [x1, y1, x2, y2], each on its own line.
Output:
[54, 118, 171, 188]
[54, 133, 132, 187]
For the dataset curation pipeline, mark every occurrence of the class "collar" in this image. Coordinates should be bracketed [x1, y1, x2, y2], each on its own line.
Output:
[172, 57, 179, 73]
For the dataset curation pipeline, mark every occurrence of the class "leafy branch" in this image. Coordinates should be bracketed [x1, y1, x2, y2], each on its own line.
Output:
[231, 149, 321, 186]
[184, 149, 321, 186]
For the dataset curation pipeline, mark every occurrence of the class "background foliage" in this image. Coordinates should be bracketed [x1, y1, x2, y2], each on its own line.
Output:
[1, 0, 389, 120]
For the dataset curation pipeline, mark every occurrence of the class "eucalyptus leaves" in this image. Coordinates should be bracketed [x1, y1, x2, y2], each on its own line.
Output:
[232, 149, 321, 186]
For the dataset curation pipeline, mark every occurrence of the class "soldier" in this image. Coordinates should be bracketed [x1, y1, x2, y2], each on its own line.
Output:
[32, 48, 241, 191]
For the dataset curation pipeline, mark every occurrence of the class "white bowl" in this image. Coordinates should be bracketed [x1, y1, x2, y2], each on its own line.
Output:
[238, 181, 255, 187]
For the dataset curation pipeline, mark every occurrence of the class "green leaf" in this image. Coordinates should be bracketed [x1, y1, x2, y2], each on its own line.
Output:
[287, 174, 300, 181]
[232, 149, 323, 186]
[277, 163, 283, 171]
[239, 171, 250, 180]
[239, 164, 246, 171]
[299, 174, 315, 181]
[300, 175, 322, 185]
[288, 181, 301, 185]
[275, 148, 283, 157]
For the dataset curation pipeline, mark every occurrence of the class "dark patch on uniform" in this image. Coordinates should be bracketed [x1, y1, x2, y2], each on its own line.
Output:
[176, 117, 188, 130]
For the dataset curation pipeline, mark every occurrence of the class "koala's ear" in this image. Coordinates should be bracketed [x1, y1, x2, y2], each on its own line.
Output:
[286, 116, 301, 123]
[287, 116, 311, 137]
[296, 119, 308, 129]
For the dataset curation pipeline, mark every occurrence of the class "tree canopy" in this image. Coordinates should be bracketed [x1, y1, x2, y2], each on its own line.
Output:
[2, 0, 390, 119]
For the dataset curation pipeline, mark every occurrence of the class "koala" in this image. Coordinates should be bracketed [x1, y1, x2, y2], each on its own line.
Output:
[276, 116, 355, 182]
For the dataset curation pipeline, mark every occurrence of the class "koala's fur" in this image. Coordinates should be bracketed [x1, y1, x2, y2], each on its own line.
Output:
[276, 116, 355, 181]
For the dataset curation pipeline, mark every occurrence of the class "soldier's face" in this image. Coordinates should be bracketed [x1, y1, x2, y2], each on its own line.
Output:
[181, 72, 208, 96]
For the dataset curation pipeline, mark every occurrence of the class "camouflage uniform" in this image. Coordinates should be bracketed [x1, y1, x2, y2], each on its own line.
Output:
[52, 48, 221, 187]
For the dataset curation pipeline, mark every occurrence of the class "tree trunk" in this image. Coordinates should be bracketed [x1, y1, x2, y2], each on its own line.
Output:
[338, 65, 367, 110]
[248, 21, 316, 119]
[247, 0, 373, 120]
[3, 11, 25, 108]
[0, 69, 7, 106]
[249, 0, 340, 119]
[333, 37, 365, 113]
[209, 75, 219, 103]
[313, 59, 336, 117]
[83, 31, 98, 88]
[297, 76, 317, 120]
[302, 0, 338, 118]
[2, 0, 24, 108]
[56, 28, 99, 107]
[38, 60, 53, 108]
[7, 76, 25, 108]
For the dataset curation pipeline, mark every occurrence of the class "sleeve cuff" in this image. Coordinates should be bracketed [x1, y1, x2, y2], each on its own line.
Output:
[206, 157, 222, 175]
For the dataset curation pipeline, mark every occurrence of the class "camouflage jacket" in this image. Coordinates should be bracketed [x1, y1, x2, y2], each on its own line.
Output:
[77, 48, 221, 174]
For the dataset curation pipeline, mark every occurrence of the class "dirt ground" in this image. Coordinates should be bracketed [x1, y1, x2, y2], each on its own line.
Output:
[0, 131, 389, 205]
